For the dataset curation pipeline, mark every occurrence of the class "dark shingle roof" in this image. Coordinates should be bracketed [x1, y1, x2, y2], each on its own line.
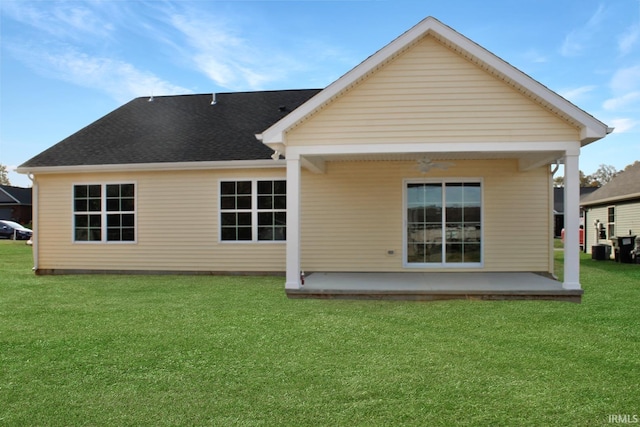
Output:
[581, 161, 640, 205]
[0, 185, 32, 205]
[554, 187, 599, 213]
[20, 89, 321, 168]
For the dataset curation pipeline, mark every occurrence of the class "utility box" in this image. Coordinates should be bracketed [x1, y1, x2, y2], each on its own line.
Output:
[611, 236, 636, 263]
[591, 244, 611, 261]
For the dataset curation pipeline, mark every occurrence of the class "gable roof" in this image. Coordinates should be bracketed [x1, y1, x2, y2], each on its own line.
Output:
[18, 89, 321, 170]
[0, 185, 32, 205]
[581, 162, 640, 206]
[259, 16, 611, 149]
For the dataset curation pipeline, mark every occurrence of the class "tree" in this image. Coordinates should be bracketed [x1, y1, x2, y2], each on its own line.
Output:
[589, 164, 618, 187]
[553, 175, 564, 187]
[622, 160, 640, 172]
[579, 170, 597, 187]
[0, 164, 10, 185]
[553, 169, 597, 187]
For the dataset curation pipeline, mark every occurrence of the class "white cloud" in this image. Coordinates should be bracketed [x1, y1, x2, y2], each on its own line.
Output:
[618, 22, 640, 55]
[603, 64, 640, 111]
[12, 45, 191, 102]
[168, 13, 278, 90]
[1, 1, 180, 101]
[559, 85, 596, 102]
[609, 64, 640, 93]
[2, 0, 115, 41]
[522, 49, 548, 64]
[608, 118, 639, 133]
[560, 4, 606, 57]
[161, 7, 349, 91]
[603, 91, 640, 111]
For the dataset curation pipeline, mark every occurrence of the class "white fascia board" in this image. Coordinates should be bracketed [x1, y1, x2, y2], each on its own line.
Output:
[16, 160, 285, 176]
[260, 16, 609, 146]
[256, 133, 287, 155]
[581, 192, 640, 207]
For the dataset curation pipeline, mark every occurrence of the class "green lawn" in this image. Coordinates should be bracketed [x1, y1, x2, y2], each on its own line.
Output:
[1, 241, 639, 426]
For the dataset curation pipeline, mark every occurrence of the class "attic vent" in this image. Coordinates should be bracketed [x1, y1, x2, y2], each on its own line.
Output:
[278, 105, 287, 112]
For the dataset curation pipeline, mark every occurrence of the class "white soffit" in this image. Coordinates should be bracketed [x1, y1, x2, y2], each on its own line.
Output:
[259, 16, 610, 147]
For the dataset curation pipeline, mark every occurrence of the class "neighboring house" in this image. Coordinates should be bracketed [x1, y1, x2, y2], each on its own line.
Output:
[18, 17, 611, 300]
[581, 162, 640, 256]
[0, 185, 32, 225]
[553, 186, 599, 237]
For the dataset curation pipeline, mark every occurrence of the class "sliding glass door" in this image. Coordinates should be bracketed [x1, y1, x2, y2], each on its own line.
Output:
[406, 181, 482, 267]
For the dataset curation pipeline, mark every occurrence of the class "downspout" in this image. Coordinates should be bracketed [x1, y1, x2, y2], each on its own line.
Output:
[27, 173, 38, 272]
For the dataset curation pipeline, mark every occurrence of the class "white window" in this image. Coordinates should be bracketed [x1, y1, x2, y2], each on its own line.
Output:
[607, 206, 615, 238]
[220, 180, 286, 242]
[405, 180, 482, 267]
[73, 183, 136, 242]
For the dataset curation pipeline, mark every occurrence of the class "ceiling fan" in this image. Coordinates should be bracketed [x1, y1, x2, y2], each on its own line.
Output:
[416, 157, 455, 173]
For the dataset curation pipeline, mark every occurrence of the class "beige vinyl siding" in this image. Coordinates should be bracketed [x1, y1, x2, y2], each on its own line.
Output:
[35, 169, 286, 273]
[287, 36, 578, 146]
[300, 159, 551, 273]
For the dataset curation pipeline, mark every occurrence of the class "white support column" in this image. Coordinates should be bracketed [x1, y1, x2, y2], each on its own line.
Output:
[563, 152, 581, 290]
[285, 155, 301, 290]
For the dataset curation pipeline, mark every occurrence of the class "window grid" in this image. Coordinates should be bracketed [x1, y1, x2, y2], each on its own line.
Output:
[106, 184, 136, 242]
[74, 184, 102, 241]
[406, 181, 481, 266]
[73, 183, 136, 243]
[220, 180, 286, 242]
[607, 206, 615, 238]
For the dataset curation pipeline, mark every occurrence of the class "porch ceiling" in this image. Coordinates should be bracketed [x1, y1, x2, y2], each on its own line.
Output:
[305, 151, 561, 162]
[300, 150, 565, 172]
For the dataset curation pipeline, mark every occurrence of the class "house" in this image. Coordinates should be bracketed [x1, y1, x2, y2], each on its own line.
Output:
[553, 186, 599, 237]
[581, 162, 640, 259]
[17, 17, 611, 301]
[0, 185, 32, 225]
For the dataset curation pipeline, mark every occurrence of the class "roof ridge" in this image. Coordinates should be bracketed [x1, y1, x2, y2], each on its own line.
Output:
[136, 88, 323, 102]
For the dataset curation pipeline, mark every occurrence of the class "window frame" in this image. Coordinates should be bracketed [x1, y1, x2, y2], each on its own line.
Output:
[403, 178, 484, 268]
[218, 178, 287, 243]
[607, 205, 615, 239]
[72, 182, 137, 244]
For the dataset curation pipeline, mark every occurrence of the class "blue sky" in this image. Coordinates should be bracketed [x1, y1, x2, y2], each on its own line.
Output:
[1, 0, 639, 187]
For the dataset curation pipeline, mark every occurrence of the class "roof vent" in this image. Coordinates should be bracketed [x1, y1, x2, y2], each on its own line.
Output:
[278, 105, 287, 112]
[211, 93, 217, 105]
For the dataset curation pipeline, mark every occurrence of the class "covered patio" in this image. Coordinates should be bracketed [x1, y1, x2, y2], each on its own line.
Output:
[287, 272, 583, 302]
[256, 17, 611, 300]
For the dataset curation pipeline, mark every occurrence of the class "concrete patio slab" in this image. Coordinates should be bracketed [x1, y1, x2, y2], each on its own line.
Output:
[286, 272, 582, 302]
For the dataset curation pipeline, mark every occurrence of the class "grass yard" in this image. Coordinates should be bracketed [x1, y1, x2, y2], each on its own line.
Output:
[1, 241, 639, 426]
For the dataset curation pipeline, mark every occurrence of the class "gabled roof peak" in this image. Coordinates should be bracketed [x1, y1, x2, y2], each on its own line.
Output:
[259, 16, 610, 148]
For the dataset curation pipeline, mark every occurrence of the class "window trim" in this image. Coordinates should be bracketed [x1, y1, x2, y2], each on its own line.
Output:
[72, 182, 137, 244]
[403, 178, 484, 268]
[607, 205, 615, 239]
[218, 178, 287, 244]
